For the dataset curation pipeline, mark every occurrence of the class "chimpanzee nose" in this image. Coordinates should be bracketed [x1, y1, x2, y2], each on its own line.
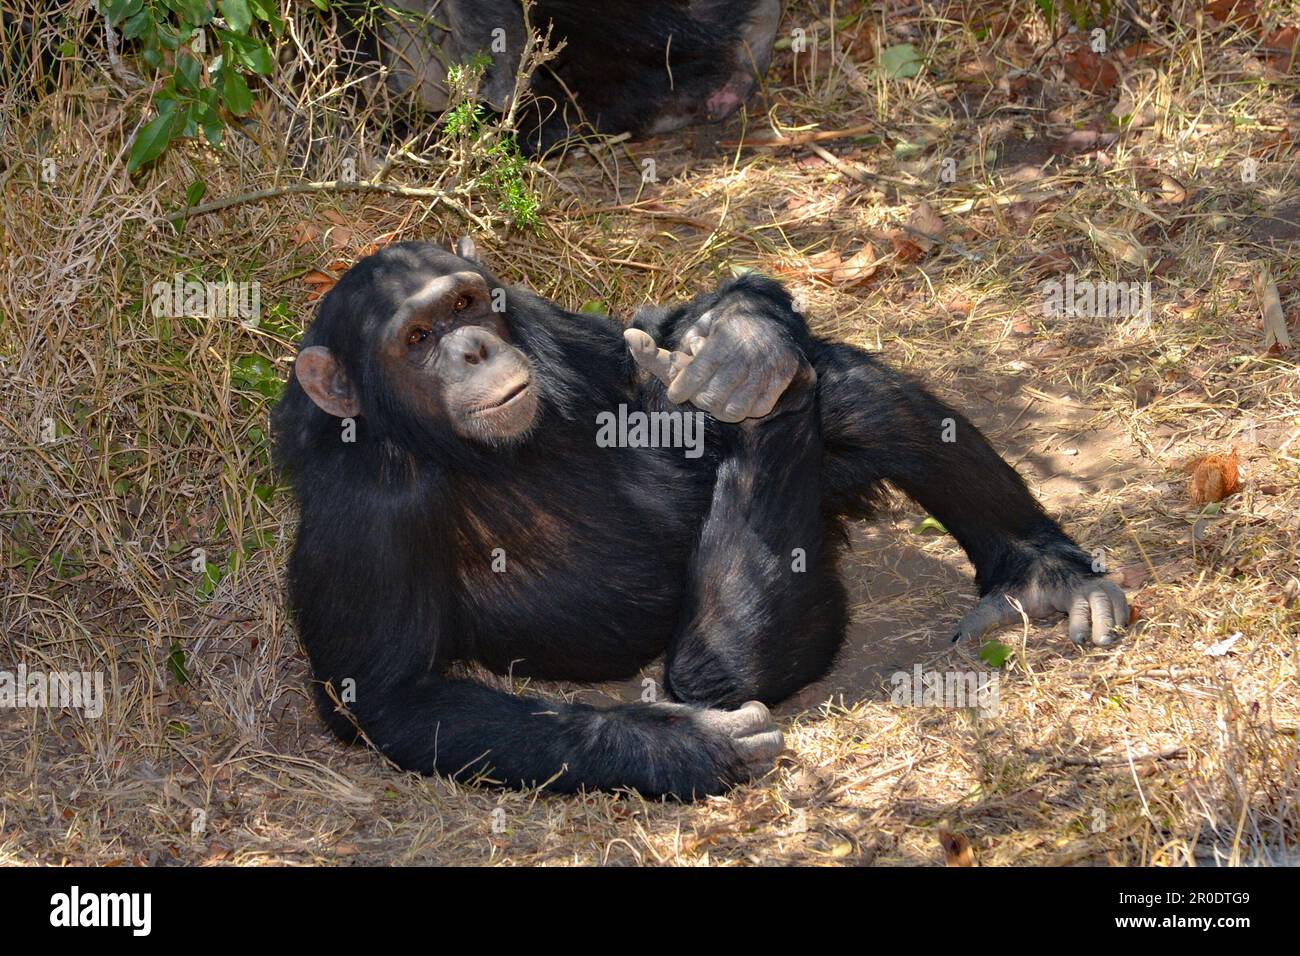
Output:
[458, 328, 494, 365]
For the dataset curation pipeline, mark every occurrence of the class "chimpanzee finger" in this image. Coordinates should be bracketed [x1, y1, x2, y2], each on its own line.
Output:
[1089, 585, 1124, 646]
[692, 360, 750, 420]
[1103, 579, 1128, 629]
[624, 329, 690, 388]
[718, 377, 769, 421]
[747, 355, 803, 419]
[1087, 589, 1115, 646]
[952, 593, 1019, 643]
[666, 346, 727, 405]
[1067, 590, 1093, 646]
[680, 312, 713, 356]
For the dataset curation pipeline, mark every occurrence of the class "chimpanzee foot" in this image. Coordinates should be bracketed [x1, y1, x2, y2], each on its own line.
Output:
[952, 562, 1129, 648]
[695, 700, 785, 774]
[651, 699, 784, 783]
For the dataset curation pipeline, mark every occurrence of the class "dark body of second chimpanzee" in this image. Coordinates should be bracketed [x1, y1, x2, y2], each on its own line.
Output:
[272, 241, 1127, 799]
[366, 0, 783, 152]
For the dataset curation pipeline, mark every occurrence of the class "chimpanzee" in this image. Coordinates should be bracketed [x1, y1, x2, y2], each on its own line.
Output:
[365, 0, 783, 151]
[272, 240, 1128, 799]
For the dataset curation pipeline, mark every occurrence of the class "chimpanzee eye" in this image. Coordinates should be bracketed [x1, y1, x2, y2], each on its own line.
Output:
[453, 294, 471, 312]
[406, 326, 430, 347]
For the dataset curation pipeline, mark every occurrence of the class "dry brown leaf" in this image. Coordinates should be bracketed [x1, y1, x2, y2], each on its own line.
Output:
[327, 226, 354, 249]
[772, 249, 850, 284]
[1185, 448, 1241, 505]
[957, 53, 999, 80]
[290, 221, 320, 247]
[1263, 26, 1300, 50]
[829, 245, 881, 286]
[907, 200, 946, 245]
[890, 234, 925, 263]
[1206, 0, 1258, 26]
[303, 269, 337, 299]
[1112, 564, 1150, 590]
[939, 830, 976, 867]
[1120, 41, 1164, 60]
[1028, 248, 1073, 277]
[1158, 174, 1188, 204]
[1061, 47, 1119, 93]
[1083, 220, 1148, 268]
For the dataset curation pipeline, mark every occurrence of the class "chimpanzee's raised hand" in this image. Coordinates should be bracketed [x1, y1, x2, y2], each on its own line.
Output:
[624, 297, 807, 422]
[952, 546, 1128, 647]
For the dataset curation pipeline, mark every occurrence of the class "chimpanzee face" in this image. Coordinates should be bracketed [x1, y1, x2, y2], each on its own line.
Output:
[379, 268, 537, 444]
[293, 246, 538, 446]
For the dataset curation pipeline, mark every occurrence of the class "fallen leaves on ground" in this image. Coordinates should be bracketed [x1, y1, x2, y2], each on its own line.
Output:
[1061, 47, 1119, 93]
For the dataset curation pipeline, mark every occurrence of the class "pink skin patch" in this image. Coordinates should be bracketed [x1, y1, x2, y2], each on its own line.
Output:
[706, 86, 744, 120]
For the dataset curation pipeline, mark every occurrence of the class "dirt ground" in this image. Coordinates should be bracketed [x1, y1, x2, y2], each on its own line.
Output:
[2, 1, 1299, 865]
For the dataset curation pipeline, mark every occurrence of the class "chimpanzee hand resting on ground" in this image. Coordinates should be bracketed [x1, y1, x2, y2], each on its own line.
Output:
[952, 539, 1128, 647]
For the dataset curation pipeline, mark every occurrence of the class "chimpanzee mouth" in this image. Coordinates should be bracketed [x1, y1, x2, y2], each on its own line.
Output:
[474, 380, 531, 414]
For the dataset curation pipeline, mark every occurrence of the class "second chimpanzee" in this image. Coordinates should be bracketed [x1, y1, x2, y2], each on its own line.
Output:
[367, 0, 783, 151]
[272, 240, 1127, 798]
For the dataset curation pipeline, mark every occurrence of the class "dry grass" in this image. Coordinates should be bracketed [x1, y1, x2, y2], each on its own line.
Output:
[2, 0, 1299, 866]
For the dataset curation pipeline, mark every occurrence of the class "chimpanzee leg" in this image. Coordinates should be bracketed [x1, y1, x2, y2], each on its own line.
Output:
[662, 368, 848, 709]
[814, 342, 1126, 646]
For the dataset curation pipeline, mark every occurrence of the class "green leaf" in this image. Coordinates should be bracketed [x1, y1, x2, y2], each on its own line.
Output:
[577, 300, 608, 315]
[979, 640, 1013, 668]
[219, 0, 252, 33]
[912, 516, 948, 535]
[185, 178, 208, 207]
[181, 102, 202, 139]
[156, 19, 182, 51]
[102, 0, 144, 27]
[128, 110, 179, 173]
[201, 111, 224, 146]
[164, 0, 208, 24]
[175, 51, 202, 91]
[122, 9, 151, 41]
[880, 43, 923, 80]
[166, 642, 191, 684]
[241, 43, 275, 74]
[221, 67, 252, 115]
[249, 0, 285, 36]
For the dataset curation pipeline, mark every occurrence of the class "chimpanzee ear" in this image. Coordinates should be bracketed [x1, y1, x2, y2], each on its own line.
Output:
[454, 235, 479, 262]
[295, 346, 361, 419]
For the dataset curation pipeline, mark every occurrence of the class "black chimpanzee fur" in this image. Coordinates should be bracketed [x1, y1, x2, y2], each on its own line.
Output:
[360, 0, 783, 152]
[273, 241, 1116, 798]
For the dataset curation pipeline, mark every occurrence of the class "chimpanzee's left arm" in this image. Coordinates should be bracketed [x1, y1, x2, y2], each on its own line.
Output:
[626, 275, 1127, 648]
[812, 341, 1128, 647]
